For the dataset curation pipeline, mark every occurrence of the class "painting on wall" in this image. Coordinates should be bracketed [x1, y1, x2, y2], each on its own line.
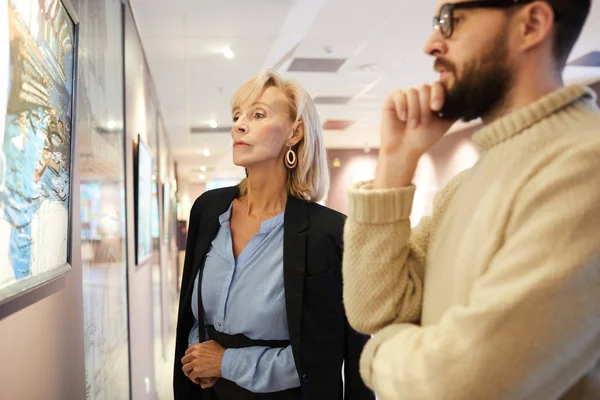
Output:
[162, 180, 170, 243]
[151, 182, 159, 239]
[0, 0, 79, 305]
[135, 134, 153, 265]
[74, 0, 131, 396]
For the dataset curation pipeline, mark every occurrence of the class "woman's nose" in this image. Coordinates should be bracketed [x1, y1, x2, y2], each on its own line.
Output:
[235, 123, 247, 134]
[233, 117, 248, 134]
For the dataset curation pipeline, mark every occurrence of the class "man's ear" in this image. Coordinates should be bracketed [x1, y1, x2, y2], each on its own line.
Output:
[515, 1, 555, 54]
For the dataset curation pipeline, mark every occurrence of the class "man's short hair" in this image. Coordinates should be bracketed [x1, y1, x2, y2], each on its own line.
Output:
[548, 0, 591, 68]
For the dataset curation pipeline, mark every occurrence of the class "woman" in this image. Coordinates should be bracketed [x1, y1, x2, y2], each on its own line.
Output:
[173, 70, 374, 400]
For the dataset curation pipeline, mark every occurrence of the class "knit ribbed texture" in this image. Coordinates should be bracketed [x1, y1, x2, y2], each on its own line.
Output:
[348, 183, 416, 224]
[472, 85, 595, 151]
[343, 85, 600, 400]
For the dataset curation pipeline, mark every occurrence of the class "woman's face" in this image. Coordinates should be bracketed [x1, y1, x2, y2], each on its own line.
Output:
[231, 86, 295, 169]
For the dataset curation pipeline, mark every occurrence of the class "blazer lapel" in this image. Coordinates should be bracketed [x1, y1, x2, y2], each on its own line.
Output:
[283, 195, 309, 376]
[180, 187, 239, 321]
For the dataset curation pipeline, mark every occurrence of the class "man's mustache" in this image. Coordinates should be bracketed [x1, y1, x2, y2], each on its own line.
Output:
[434, 58, 456, 73]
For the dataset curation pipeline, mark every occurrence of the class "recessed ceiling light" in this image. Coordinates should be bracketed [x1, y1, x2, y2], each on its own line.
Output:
[359, 63, 378, 72]
[199, 174, 206, 180]
[200, 166, 207, 172]
[203, 149, 211, 157]
[209, 120, 218, 128]
[107, 120, 116, 129]
[151, 174, 157, 181]
[222, 48, 234, 59]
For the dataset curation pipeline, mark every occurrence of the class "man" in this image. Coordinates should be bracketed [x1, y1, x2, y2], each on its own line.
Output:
[342, 1, 600, 399]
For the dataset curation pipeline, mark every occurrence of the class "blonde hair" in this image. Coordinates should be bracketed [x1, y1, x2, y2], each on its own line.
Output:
[232, 70, 329, 202]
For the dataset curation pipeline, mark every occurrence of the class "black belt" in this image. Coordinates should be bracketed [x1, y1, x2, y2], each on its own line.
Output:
[206, 326, 302, 400]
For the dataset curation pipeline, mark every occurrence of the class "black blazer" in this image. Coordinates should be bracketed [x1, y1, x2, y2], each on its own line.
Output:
[173, 186, 374, 400]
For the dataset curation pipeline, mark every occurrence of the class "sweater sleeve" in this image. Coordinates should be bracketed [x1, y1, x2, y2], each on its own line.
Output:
[359, 148, 600, 400]
[342, 173, 466, 334]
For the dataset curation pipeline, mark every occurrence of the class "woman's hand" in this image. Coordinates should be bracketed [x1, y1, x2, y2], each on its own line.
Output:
[199, 377, 218, 389]
[182, 340, 226, 385]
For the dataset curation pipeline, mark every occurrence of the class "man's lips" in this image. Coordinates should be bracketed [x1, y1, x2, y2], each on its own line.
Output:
[439, 70, 451, 79]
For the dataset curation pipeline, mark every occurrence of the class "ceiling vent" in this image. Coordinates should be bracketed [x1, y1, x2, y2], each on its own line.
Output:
[190, 126, 232, 134]
[323, 120, 354, 130]
[568, 51, 600, 67]
[313, 96, 352, 105]
[287, 57, 346, 73]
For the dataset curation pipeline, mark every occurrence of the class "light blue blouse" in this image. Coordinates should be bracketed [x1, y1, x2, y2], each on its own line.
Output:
[189, 203, 300, 393]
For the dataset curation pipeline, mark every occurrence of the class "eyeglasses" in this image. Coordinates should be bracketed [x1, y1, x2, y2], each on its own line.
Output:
[433, 0, 560, 39]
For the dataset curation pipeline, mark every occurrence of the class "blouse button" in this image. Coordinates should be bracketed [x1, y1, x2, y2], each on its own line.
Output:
[218, 322, 222, 327]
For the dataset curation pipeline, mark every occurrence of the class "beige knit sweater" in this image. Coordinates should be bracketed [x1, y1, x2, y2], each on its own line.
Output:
[343, 85, 600, 400]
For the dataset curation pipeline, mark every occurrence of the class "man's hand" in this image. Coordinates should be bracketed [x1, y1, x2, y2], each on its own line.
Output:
[182, 341, 226, 385]
[374, 82, 458, 189]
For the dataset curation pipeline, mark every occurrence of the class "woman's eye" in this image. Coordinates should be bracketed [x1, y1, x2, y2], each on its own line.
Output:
[232, 116, 239, 122]
[254, 112, 265, 119]
[452, 16, 462, 24]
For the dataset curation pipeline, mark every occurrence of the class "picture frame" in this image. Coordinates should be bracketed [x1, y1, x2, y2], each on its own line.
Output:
[0, 0, 80, 306]
[162, 179, 170, 243]
[134, 134, 153, 265]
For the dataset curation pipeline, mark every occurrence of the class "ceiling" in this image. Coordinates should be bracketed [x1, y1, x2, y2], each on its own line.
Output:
[130, 0, 600, 185]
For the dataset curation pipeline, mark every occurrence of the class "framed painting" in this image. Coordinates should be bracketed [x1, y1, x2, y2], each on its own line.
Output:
[0, 0, 79, 305]
[134, 134, 153, 265]
[161, 179, 170, 243]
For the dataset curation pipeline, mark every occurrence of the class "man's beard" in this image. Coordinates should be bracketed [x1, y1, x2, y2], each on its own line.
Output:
[436, 38, 513, 122]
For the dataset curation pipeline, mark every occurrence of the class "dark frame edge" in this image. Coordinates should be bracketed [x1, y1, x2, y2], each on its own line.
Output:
[0, 263, 71, 307]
